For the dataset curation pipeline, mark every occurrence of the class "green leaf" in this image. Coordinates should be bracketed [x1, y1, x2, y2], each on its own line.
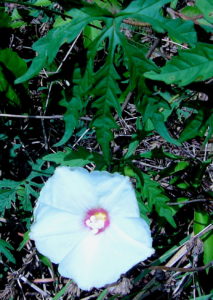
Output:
[0, 49, 27, 78]
[0, 68, 20, 105]
[97, 289, 108, 300]
[196, 0, 213, 23]
[38, 254, 53, 269]
[0, 8, 12, 28]
[159, 161, 190, 178]
[0, 180, 20, 216]
[120, 0, 171, 16]
[190, 159, 212, 188]
[0, 160, 53, 216]
[43, 146, 105, 169]
[83, 20, 102, 48]
[161, 18, 197, 46]
[0, 48, 27, 105]
[27, 159, 54, 181]
[54, 97, 83, 147]
[142, 173, 176, 227]
[180, 5, 213, 32]
[138, 96, 181, 146]
[152, 113, 181, 146]
[123, 163, 176, 226]
[17, 231, 30, 251]
[194, 210, 213, 267]
[124, 137, 141, 159]
[139, 148, 182, 160]
[52, 281, 72, 300]
[124, 119, 149, 159]
[11, 8, 27, 28]
[54, 64, 91, 147]
[121, 0, 197, 46]
[121, 37, 157, 94]
[88, 18, 122, 162]
[179, 107, 213, 142]
[34, 0, 52, 6]
[169, 161, 190, 172]
[0, 239, 16, 263]
[91, 112, 119, 163]
[17, 184, 33, 211]
[123, 164, 150, 223]
[15, 9, 96, 83]
[43, 148, 73, 164]
[94, 0, 121, 10]
[144, 43, 213, 86]
[53, 15, 72, 28]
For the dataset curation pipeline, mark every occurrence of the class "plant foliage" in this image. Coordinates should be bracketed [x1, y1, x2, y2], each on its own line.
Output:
[0, 0, 212, 298]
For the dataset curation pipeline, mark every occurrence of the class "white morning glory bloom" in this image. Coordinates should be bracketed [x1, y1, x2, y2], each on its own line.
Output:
[30, 166, 154, 290]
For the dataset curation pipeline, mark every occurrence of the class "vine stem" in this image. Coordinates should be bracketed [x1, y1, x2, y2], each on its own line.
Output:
[0, 113, 92, 121]
[147, 261, 213, 273]
[0, 113, 63, 119]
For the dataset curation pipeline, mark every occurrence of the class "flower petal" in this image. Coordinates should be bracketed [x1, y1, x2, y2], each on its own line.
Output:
[90, 171, 139, 218]
[38, 167, 98, 213]
[111, 216, 153, 249]
[58, 217, 154, 290]
[30, 203, 87, 263]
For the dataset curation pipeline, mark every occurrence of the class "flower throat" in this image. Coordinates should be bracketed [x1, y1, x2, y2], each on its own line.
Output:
[84, 208, 110, 234]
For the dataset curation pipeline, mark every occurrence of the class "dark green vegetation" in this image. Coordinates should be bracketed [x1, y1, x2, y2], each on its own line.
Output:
[0, 0, 212, 299]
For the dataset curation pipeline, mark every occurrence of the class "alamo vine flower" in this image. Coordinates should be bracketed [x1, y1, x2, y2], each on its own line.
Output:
[30, 167, 154, 290]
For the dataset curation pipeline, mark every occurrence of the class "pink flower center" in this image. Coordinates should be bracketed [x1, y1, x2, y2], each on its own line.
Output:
[84, 208, 110, 234]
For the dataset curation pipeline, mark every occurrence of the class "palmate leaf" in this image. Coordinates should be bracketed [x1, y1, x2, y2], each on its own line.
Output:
[144, 43, 213, 86]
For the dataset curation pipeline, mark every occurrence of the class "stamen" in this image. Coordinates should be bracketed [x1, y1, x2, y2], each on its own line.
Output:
[84, 208, 110, 234]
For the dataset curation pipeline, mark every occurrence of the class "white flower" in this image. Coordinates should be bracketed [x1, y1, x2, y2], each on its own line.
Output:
[30, 167, 154, 290]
